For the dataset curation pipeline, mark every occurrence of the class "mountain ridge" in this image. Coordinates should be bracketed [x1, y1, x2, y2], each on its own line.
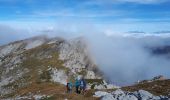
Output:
[0, 35, 117, 99]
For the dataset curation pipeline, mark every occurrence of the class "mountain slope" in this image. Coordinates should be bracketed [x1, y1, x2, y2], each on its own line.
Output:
[122, 79, 170, 96]
[0, 36, 105, 99]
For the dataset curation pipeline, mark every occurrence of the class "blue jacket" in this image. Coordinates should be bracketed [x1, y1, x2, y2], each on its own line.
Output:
[80, 79, 86, 88]
[75, 79, 80, 87]
[68, 82, 72, 89]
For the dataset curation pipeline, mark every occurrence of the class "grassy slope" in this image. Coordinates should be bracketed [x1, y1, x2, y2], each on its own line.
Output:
[122, 79, 170, 96]
[1, 43, 99, 100]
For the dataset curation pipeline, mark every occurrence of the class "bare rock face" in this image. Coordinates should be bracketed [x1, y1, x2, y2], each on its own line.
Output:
[59, 38, 87, 73]
[85, 71, 96, 79]
[58, 37, 101, 79]
[50, 67, 68, 85]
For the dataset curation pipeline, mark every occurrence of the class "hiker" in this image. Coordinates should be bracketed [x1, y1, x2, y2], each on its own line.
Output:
[66, 80, 73, 93]
[75, 78, 80, 94]
[80, 77, 87, 95]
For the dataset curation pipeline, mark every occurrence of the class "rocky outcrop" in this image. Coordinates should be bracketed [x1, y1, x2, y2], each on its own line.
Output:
[152, 75, 166, 81]
[138, 75, 166, 84]
[58, 37, 101, 79]
[50, 67, 68, 85]
[94, 89, 169, 100]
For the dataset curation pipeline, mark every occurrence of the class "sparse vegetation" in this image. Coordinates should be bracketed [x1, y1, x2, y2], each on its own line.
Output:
[1, 93, 16, 98]
[38, 70, 51, 83]
[40, 95, 56, 100]
[85, 79, 104, 84]
[77, 69, 87, 76]
[85, 79, 104, 89]
[20, 43, 68, 84]
[7, 82, 99, 100]
[122, 79, 170, 96]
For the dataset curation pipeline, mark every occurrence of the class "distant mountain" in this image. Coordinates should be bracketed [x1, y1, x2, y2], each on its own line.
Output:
[152, 46, 170, 55]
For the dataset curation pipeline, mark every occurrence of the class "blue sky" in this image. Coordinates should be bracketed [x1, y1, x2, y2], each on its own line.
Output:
[0, 0, 170, 21]
[1, 0, 170, 84]
[0, 0, 170, 38]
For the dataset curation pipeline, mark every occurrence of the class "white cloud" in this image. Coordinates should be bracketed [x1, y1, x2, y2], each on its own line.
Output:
[0, 24, 31, 45]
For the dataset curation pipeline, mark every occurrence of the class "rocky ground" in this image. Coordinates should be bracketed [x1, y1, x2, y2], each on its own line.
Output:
[95, 77, 170, 100]
[94, 89, 169, 100]
[122, 79, 170, 96]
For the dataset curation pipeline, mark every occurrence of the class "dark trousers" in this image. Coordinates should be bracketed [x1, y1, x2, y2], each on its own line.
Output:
[67, 88, 72, 93]
[76, 86, 80, 94]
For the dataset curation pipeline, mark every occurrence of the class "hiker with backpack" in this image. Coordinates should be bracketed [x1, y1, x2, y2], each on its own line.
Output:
[75, 78, 80, 94]
[66, 80, 73, 93]
[79, 77, 87, 95]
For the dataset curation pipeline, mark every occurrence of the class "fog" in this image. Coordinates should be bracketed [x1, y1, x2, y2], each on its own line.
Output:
[85, 33, 170, 86]
[0, 24, 32, 45]
[1, 25, 170, 86]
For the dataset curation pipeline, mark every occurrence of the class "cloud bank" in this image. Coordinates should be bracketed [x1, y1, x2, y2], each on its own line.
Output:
[86, 33, 170, 86]
[1, 25, 170, 86]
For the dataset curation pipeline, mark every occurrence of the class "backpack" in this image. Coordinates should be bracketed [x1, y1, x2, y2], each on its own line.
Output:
[80, 80, 84, 87]
[68, 83, 72, 89]
[75, 79, 80, 87]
